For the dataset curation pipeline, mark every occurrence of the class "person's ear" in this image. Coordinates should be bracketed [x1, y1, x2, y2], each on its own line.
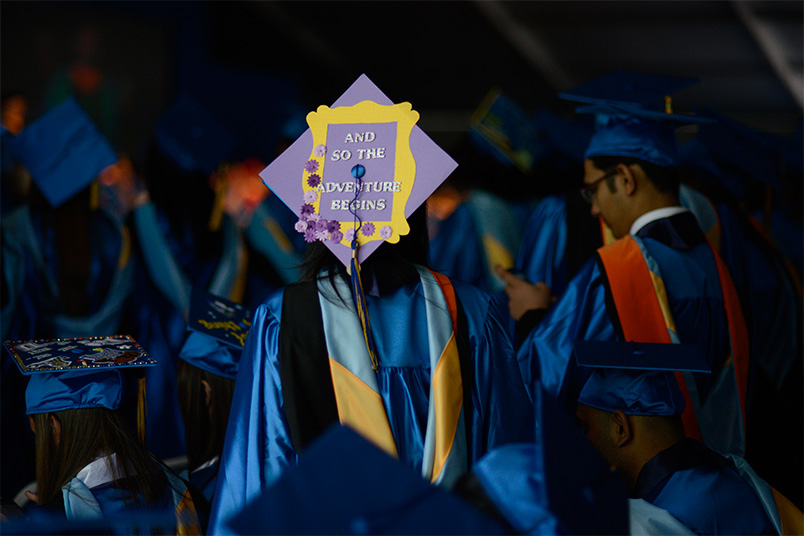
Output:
[616, 163, 637, 196]
[610, 410, 632, 447]
[201, 379, 212, 409]
[47, 414, 61, 446]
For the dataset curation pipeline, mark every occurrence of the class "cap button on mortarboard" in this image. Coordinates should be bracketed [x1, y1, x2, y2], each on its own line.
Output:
[351, 164, 365, 179]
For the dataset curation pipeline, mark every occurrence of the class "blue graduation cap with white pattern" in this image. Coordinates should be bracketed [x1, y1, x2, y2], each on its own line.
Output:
[4, 335, 154, 415]
[9, 97, 118, 207]
[574, 340, 710, 416]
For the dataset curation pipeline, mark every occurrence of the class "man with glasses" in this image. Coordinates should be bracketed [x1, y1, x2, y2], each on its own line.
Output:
[497, 101, 749, 461]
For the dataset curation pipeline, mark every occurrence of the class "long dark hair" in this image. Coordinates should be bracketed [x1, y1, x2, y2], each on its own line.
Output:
[299, 204, 430, 295]
[176, 360, 236, 472]
[32, 408, 168, 507]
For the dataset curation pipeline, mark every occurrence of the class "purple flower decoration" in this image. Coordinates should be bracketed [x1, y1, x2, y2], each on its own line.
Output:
[307, 212, 321, 222]
[294, 219, 308, 233]
[315, 219, 329, 232]
[304, 190, 318, 204]
[361, 222, 376, 237]
[330, 230, 343, 243]
[379, 225, 392, 239]
[307, 173, 321, 188]
[315, 229, 330, 241]
[304, 159, 319, 174]
[304, 229, 317, 243]
[344, 228, 355, 243]
[301, 203, 315, 217]
[326, 219, 341, 233]
[314, 145, 327, 157]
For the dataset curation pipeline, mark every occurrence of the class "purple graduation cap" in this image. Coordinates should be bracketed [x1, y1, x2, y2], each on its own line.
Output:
[260, 74, 458, 267]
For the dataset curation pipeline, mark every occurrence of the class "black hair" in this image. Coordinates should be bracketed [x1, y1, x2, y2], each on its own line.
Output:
[299, 204, 429, 297]
[590, 156, 680, 196]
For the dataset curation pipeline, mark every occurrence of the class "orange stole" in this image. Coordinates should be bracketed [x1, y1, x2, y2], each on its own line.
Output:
[597, 237, 703, 441]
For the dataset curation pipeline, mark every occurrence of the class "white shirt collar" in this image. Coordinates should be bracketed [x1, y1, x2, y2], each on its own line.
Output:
[74, 453, 127, 489]
[630, 206, 689, 236]
[191, 456, 220, 474]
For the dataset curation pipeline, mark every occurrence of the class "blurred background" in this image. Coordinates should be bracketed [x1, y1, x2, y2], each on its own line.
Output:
[2, 0, 802, 165]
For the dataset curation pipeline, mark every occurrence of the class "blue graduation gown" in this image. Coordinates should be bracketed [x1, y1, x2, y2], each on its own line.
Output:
[636, 439, 777, 535]
[429, 191, 522, 292]
[1, 205, 133, 498]
[208, 275, 534, 533]
[518, 212, 735, 453]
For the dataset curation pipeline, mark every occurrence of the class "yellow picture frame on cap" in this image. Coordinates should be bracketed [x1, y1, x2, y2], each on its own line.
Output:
[303, 100, 419, 247]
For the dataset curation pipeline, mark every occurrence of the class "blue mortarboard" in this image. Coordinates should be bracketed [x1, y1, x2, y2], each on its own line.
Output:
[4, 335, 154, 415]
[154, 95, 237, 175]
[559, 70, 699, 109]
[225, 424, 507, 535]
[9, 97, 117, 207]
[471, 381, 629, 535]
[533, 108, 593, 164]
[469, 88, 547, 172]
[574, 340, 710, 416]
[693, 107, 782, 191]
[576, 102, 714, 168]
[179, 332, 240, 380]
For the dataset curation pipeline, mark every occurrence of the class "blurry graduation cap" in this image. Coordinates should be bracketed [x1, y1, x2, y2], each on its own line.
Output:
[224, 424, 507, 535]
[690, 107, 783, 192]
[260, 73, 458, 268]
[533, 108, 593, 165]
[179, 287, 251, 380]
[8, 97, 118, 207]
[469, 88, 547, 172]
[154, 95, 237, 175]
[558, 70, 699, 110]
[471, 380, 629, 535]
[3, 334, 154, 415]
[574, 340, 711, 416]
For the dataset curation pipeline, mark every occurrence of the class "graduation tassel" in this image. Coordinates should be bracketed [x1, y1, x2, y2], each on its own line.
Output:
[208, 163, 228, 232]
[137, 374, 147, 445]
[348, 164, 380, 372]
[350, 239, 380, 372]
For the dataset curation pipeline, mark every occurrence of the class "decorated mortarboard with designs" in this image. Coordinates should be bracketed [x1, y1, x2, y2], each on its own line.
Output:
[187, 286, 253, 349]
[574, 340, 710, 416]
[559, 70, 699, 110]
[9, 97, 118, 207]
[4, 334, 153, 375]
[5, 335, 154, 415]
[154, 95, 237, 175]
[260, 74, 458, 267]
[469, 88, 546, 172]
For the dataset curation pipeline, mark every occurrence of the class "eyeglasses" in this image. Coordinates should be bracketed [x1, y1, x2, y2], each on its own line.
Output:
[580, 170, 618, 204]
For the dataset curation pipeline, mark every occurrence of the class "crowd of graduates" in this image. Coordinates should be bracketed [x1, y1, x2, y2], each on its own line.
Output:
[0, 63, 802, 536]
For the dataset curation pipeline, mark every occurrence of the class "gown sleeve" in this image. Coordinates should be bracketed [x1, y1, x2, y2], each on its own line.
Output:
[208, 290, 296, 534]
[516, 258, 617, 409]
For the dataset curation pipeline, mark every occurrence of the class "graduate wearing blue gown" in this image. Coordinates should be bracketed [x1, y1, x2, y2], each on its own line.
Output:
[177, 329, 241, 505]
[574, 340, 785, 535]
[209, 208, 534, 534]
[500, 102, 747, 459]
[18, 363, 204, 535]
[0, 98, 131, 500]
